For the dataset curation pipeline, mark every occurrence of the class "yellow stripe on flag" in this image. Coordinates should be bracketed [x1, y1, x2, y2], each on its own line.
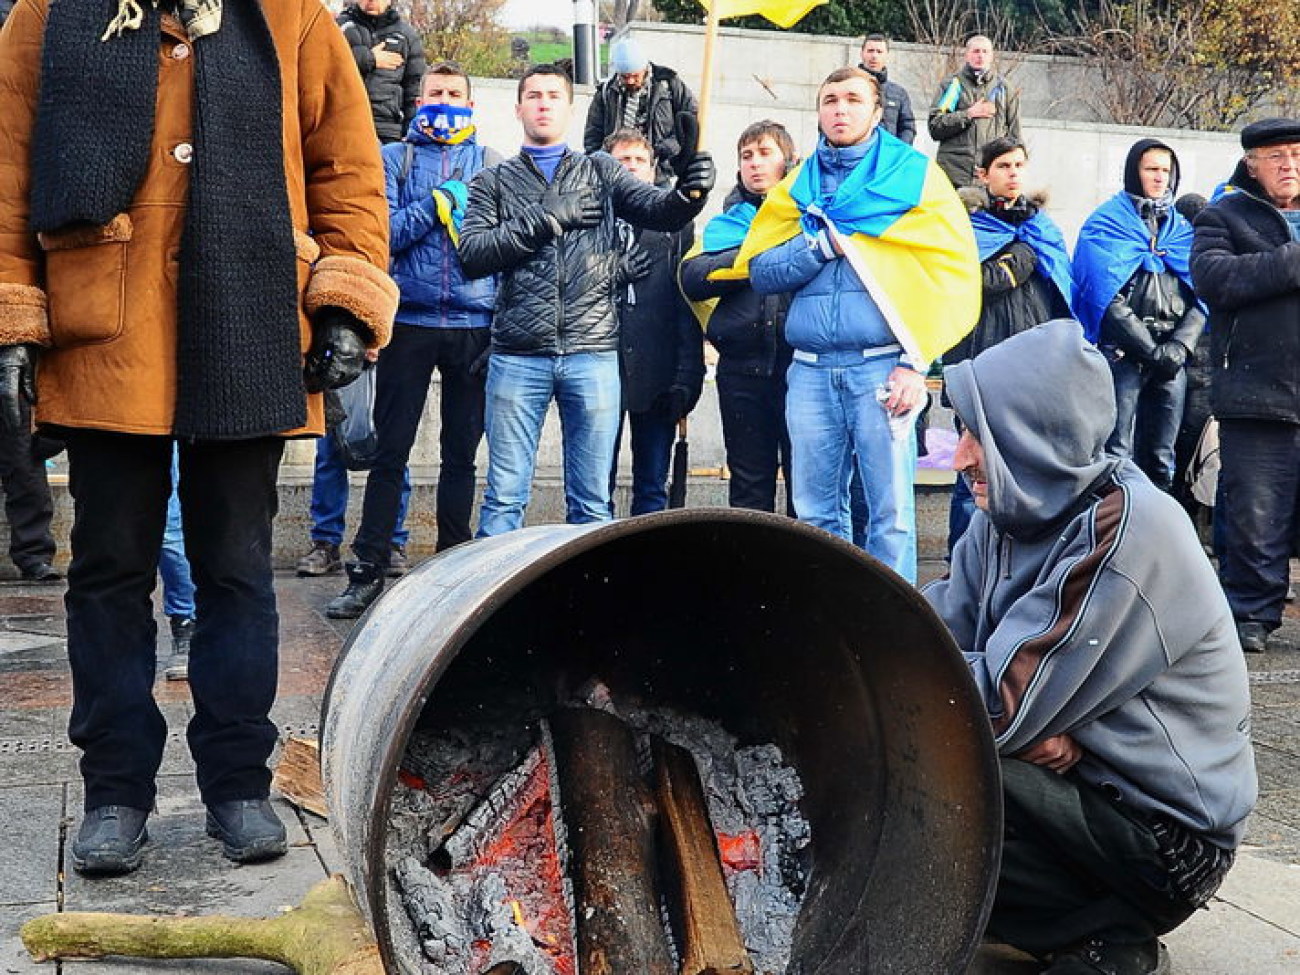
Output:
[709, 162, 980, 364]
[698, 0, 828, 29]
[833, 164, 981, 365]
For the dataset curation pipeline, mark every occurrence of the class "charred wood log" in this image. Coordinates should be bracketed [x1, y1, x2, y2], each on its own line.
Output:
[653, 737, 755, 975]
[549, 707, 675, 975]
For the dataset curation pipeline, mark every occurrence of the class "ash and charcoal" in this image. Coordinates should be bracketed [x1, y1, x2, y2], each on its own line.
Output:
[387, 682, 811, 975]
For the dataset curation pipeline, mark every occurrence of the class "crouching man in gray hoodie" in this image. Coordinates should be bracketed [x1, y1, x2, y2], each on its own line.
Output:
[924, 319, 1256, 975]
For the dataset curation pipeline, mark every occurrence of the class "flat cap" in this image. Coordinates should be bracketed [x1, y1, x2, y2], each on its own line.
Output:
[1241, 118, 1300, 150]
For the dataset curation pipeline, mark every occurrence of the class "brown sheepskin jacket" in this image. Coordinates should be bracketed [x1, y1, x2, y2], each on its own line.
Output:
[0, 0, 398, 436]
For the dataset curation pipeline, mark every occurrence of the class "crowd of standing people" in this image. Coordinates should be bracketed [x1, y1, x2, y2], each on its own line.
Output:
[0, 7, 1278, 974]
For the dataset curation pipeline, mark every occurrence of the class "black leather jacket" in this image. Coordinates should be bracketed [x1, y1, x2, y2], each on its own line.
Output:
[459, 150, 702, 357]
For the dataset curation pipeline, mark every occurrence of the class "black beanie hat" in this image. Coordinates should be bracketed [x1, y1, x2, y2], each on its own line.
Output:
[1123, 138, 1180, 198]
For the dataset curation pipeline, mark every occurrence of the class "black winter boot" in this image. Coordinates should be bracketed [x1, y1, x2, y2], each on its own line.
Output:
[325, 561, 384, 619]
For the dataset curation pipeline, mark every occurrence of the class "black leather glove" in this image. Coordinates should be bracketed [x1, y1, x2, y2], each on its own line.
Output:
[616, 245, 654, 287]
[304, 308, 368, 394]
[469, 345, 491, 378]
[1002, 241, 1038, 280]
[675, 151, 716, 201]
[541, 186, 603, 233]
[670, 111, 700, 181]
[657, 383, 697, 421]
[1150, 339, 1188, 381]
[0, 344, 38, 436]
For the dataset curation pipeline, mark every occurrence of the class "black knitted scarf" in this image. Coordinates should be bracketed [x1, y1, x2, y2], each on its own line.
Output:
[29, 0, 304, 439]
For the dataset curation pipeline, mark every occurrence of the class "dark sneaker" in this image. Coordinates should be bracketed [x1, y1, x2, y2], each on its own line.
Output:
[71, 805, 149, 876]
[387, 544, 409, 578]
[296, 540, 341, 577]
[1046, 939, 1170, 975]
[1237, 621, 1270, 654]
[325, 561, 383, 619]
[164, 615, 194, 681]
[205, 798, 287, 863]
[20, 561, 62, 582]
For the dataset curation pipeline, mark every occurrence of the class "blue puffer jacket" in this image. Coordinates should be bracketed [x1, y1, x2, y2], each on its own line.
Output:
[382, 137, 498, 329]
[749, 136, 895, 360]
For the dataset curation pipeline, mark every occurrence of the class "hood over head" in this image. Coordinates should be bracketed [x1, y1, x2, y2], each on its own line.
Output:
[943, 319, 1117, 539]
[1123, 137, 1180, 198]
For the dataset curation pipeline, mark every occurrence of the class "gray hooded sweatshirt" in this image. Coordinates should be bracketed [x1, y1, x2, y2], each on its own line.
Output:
[924, 319, 1256, 848]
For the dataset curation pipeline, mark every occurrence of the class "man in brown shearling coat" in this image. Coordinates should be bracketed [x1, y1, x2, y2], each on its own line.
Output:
[0, 0, 398, 875]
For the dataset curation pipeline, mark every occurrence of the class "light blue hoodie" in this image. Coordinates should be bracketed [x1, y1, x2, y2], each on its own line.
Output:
[925, 319, 1256, 847]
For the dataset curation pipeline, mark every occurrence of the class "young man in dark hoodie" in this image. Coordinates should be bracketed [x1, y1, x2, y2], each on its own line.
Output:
[1073, 138, 1205, 494]
[926, 319, 1256, 975]
[1193, 118, 1300, 653]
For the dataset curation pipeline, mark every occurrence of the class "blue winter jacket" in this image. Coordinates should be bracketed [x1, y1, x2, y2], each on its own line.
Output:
[382, 137, 497, 329]
[749, 135, 895, 361]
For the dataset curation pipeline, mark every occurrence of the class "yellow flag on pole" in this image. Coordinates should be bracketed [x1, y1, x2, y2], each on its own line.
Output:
[698, 0, 828, 29]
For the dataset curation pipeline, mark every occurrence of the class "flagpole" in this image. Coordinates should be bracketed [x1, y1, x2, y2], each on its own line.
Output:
[695, 4, 722, 150]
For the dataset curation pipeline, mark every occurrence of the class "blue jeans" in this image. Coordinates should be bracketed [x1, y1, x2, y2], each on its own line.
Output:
[159, 448, 195, 619]
[1106, 355, 1185, 491]
[478, 352, 621, 537]
[309, 432, 409, 547]
[609, 406, 677, 516]
[786, 354, 917, 582]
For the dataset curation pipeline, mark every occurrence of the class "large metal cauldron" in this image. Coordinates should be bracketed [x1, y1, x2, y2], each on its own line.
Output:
[321, 508, 1001, 974]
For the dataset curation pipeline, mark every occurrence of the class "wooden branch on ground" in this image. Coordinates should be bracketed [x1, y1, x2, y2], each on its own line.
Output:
[549, 707, 675, 975]
[652, 737, 755, 975]
[21, 874, 381, 975]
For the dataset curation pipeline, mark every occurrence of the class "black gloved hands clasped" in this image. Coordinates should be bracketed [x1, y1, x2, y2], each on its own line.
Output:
[0, 343, 38, 436]
[304, 307, 368, 393]
[541, 186, 603, 234]
[1150, 339, 1188, 381]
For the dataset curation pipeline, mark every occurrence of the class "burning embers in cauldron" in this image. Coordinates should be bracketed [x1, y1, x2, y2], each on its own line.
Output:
[385, 683, 811, 975]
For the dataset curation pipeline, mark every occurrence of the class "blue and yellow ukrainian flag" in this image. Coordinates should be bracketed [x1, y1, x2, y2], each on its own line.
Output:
[712, 130, 981, 365]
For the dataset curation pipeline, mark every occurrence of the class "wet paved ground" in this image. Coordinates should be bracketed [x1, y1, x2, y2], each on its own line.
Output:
[0, 559, 1297, 974]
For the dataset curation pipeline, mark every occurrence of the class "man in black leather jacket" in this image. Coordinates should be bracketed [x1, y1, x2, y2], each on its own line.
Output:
[1193, 118, 1300, 653]
[459, 64, 713, 536]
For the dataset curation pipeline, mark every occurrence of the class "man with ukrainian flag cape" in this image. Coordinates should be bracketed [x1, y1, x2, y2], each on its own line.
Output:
[680, 120, 798, 515]
[741, 67, 980, 582]
[1073, 138, 1205, 492]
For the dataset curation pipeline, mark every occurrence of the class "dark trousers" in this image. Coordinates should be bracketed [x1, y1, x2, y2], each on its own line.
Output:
[63, 431, 283, 811]
[354, 325, 488, 566]
[609, 405, 676, 516]
[716, 371, 794, 516]
[1216, 419, 1300, 629]
[0, 402, 55, 572]
[989, 759, 1200, 957]
[1107, 357, 1186, 490]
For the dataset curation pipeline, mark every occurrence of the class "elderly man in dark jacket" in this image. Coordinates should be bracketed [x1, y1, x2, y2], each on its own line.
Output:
[337, 0, 426, 144]
[928, 35, 1021, 187]
[459, 65, 713, 536]
[583, 34, 698, 185]
[1193, 118, 1300, 653]
[604, 128, 704, 515]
